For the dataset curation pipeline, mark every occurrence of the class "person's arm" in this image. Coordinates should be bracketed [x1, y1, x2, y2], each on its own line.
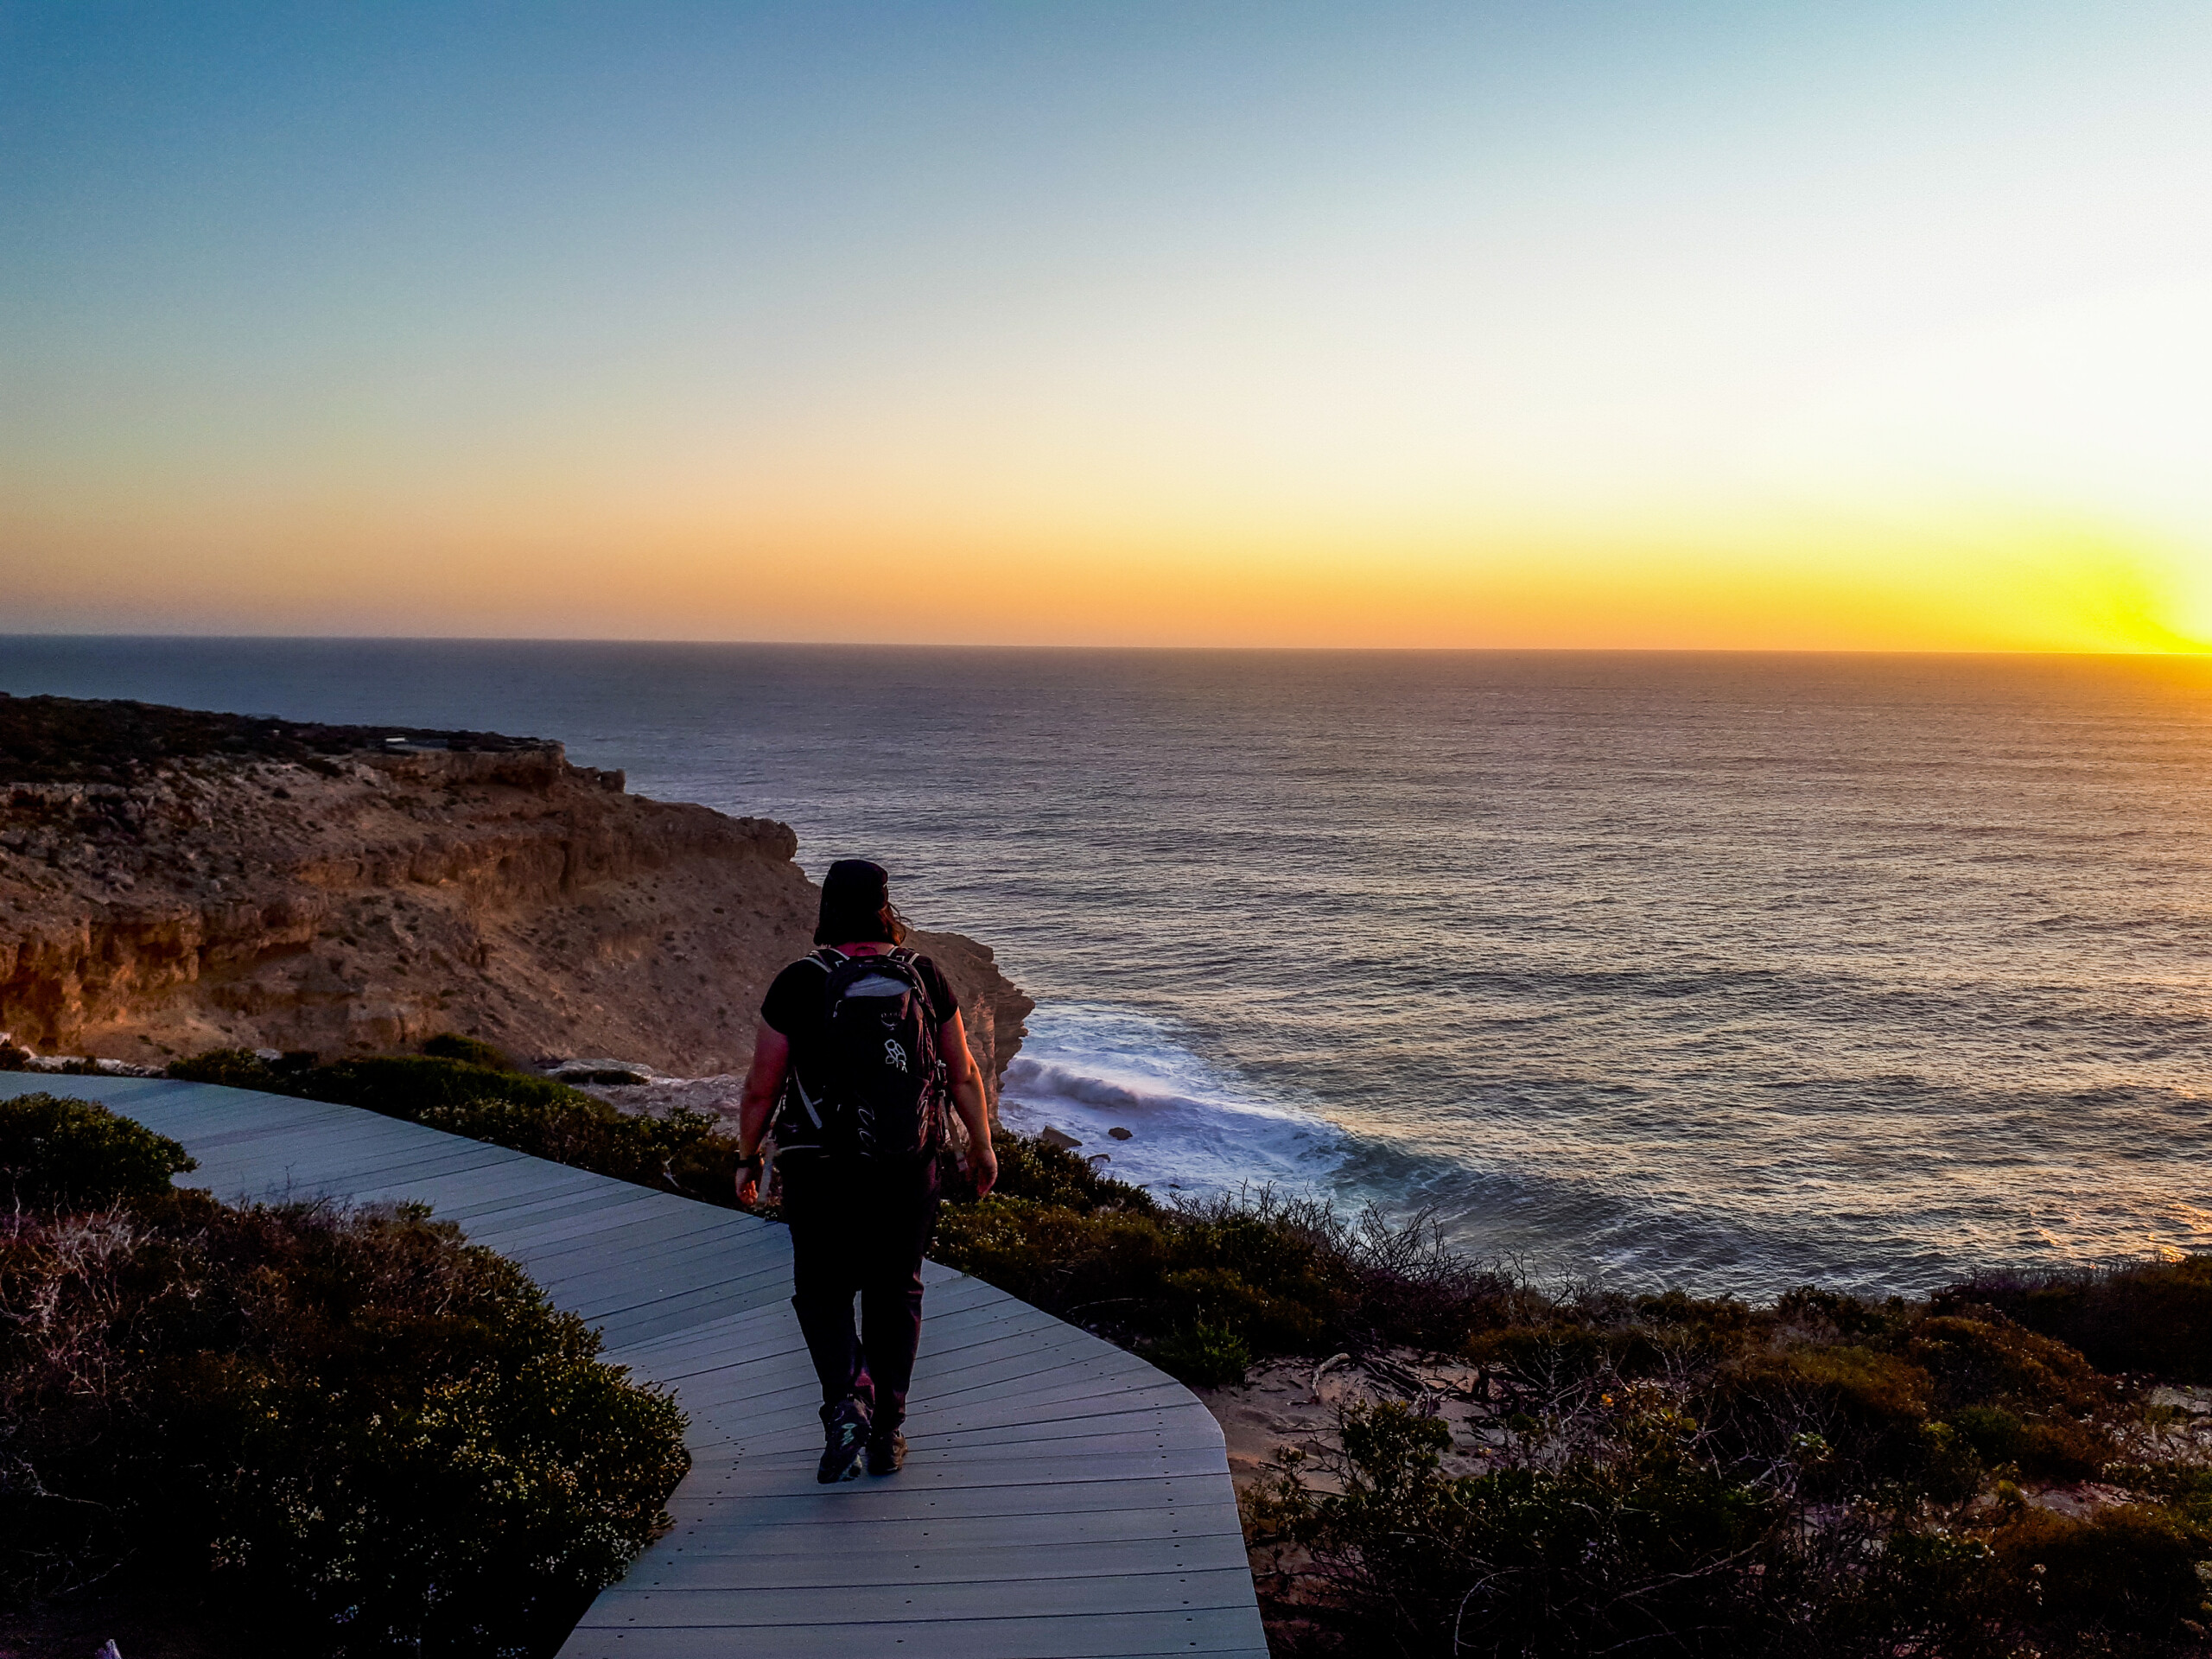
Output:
[735, 1021, 789, 1206]
[939, 1008, 997, 1198]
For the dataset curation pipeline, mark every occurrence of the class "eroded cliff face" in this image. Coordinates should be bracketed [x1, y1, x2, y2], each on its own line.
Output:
[0, 720, 1029, 1095]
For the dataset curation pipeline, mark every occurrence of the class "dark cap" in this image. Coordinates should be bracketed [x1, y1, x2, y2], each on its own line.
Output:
[815, 858, 900, 946]
[821, 858, 891, 907]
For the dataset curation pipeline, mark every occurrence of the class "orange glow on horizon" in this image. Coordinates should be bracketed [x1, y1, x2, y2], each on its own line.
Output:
[6, 490, 2203, 654]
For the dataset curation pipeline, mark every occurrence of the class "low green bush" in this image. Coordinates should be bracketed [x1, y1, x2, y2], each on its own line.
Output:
[931, 1178, 1509, 1357]
[1141, 1319, 1254, 1388]
[1253, 1389, 2212, 1659]
[168, 1048, 746, 1209]
[421, 1032, 519, 1071]
[983, 1127, 1157, 1212]
[0, 1091, 196, 1209]
[164, 1046, 292, 1090]
[1252, 1399, 1808, 1658]
[1, 1119, 688, 1657]
[1942, 1255, 2212, 1383]
[1989, 1504, 2211, 1647]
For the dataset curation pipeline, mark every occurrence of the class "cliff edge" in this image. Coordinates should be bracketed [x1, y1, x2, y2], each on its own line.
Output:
[0, 694, 1031, 1094]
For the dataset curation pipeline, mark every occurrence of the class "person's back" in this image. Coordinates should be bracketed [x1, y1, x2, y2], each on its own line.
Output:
[734, 858, 998, 1481]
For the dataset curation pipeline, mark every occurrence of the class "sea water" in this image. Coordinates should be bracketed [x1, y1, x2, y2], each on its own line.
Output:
[8, 638, 2211, 1297]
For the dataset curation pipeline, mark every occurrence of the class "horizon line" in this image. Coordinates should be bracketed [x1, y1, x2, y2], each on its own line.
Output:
[3, 632, 2212, 662]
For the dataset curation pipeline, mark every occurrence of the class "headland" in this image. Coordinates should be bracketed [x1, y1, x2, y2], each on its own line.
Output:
[0, 693, 1031, 1091]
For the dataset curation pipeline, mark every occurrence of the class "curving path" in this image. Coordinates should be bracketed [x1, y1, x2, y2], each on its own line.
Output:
[2, 1074, 1269, 1658]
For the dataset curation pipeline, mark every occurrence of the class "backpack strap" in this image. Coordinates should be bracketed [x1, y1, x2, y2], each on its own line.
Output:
[874, 947, 936, 1022]
[772, 951, 845, 1147]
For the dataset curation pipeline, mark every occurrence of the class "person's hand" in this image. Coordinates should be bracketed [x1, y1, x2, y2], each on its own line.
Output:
[970, 1141, 999, 1199]
[735, 1155, 760, 1208]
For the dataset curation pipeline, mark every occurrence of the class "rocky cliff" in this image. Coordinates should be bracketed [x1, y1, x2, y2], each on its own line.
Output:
[0, 695, 1030, 1095]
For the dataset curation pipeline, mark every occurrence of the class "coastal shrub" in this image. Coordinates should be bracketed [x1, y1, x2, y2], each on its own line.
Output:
[0, 693, 528, 785]
[1775, 1282, 1915, 1343]
[1906, 1311, 2111, 1417]
[1465, 1317, 1634, 1382]
[418, 1095, 743, 1202]
[1989, 1505, 2211, 1645]
[931, 1185, 1525, 1358]
[1252, 1399, 1814, 1658]
[1142, 1318, 1254, 1388]
[983, 1128, 1156, 1211]
[2, 1171, 688, 1655]
[1248, 1280, 2212, 1658]
[1942, 1255, 2212, 1382]
[1255, 1381, 2210, 1658]
[301, 1053, 583, 1117]
[0, 1091, 195, 1210]
[166, 1046, 289, 1090]
[1718, 1344, 1934, 1464]
[931, 1195, 1172, 1320]
[421, 1032, 518, 1071]
[167, 1048, 747, 1208]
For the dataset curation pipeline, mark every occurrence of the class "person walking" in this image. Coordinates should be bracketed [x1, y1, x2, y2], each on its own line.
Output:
[734, 859, 999, 1483]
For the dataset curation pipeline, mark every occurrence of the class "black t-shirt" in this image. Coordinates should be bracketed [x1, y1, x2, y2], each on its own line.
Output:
[760, 948, 960, 1089]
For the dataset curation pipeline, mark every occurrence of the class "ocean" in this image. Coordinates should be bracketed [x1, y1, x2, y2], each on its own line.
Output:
[8, 637, 2211, 1299]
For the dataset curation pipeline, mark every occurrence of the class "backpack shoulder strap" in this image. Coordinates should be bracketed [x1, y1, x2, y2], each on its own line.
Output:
[886, 948, 938, 1016]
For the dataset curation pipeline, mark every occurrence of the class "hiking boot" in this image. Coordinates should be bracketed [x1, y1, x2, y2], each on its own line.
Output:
[866, 1426, 907, 1476]
[817, 1397, 871, 1484]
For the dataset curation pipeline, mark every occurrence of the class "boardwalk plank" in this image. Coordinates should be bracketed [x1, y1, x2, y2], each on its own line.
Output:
[467, 1189, 689, 1249]
[738, 1416, 1229, 1464]
[590, 1281, 798, 1346]
[526, 1224, 791, 1300]
[636, 1500, 1244, 1558]
[664, 1478, 1240, 1527]
[630, 1530, 1254, 1588]
[569, 1257, 797, 1323]
[560, 1605, 1266, 1659]
[665, 1333, 1125, 1426]
[662, 1311, 1104, 1406]
[704, 1445, 1241, 1498]
[499, 1207, 748, 1270]
[587, 1564, 1259, 1623]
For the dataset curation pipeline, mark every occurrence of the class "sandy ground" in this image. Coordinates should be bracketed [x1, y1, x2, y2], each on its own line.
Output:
[1193, 1349, 1499, 1510]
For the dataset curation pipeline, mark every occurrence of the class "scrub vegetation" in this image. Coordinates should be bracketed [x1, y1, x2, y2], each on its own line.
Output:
[151, 1043, 2212, 1656]
[0, 691, 536, 785]
[170, 1043, 747, 1205]
[0, 1090, 689, 1658]
[944, 1143, 2212, 1657]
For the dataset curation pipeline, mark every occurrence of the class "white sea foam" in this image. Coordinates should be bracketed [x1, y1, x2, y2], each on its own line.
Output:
[997, 1002, 1346, 1197]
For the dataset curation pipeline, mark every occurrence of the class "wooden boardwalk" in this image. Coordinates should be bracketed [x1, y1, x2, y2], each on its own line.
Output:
[2, 1075, 1269, 1658]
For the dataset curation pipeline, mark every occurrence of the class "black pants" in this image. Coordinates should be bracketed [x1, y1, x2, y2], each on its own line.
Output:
[780, 1155, 941, 1427]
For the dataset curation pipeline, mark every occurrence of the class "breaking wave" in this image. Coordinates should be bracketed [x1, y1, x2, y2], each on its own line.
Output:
[996, 1002, 1346, 1197]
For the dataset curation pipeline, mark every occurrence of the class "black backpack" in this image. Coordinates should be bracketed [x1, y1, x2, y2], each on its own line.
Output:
[775, 947, 948, 1160]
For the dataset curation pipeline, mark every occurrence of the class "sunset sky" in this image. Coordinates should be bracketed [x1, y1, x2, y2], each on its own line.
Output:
[5, 2, 2209, 650]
